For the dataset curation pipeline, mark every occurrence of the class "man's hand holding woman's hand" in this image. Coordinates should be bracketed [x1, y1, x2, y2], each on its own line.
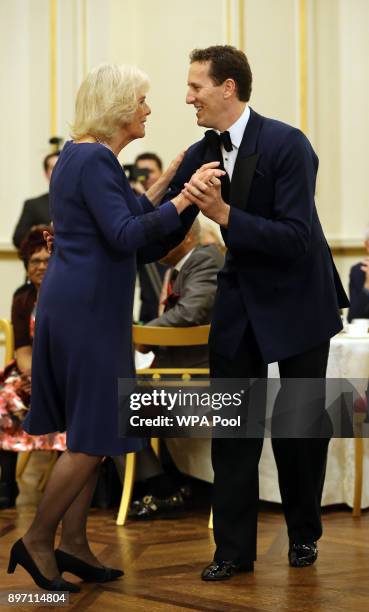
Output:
[140, 151, 228, 221]
[181, 164, 230, 227]
[172, 162, 226, 215]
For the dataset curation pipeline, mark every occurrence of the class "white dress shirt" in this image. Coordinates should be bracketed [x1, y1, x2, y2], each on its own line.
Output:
[174, 248, 195, 273]
[217, 105, 250, 181]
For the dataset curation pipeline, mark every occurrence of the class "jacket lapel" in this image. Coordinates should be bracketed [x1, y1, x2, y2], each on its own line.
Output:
[230, 108, 263, 210]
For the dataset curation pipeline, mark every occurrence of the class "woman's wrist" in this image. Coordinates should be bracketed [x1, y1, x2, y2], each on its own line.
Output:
[145, 150, 185, 206]
[145, 174, 169, 207]
[172, 193, 189, 214]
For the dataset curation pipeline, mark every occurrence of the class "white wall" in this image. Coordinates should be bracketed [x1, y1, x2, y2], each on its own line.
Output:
[108, 0, 225, 165]
[1, 0, 368, 322]
[0, 0, 50, 243]
[245, 0, 298, 124]
[0, 0, 51, 320]
[339, 0, 369, 238]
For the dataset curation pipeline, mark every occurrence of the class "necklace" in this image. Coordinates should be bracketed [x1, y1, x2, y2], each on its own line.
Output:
[95, 137, 113, 152]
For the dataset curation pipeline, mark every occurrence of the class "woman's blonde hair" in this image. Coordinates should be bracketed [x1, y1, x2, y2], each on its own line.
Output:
[70, 63, 149, 141]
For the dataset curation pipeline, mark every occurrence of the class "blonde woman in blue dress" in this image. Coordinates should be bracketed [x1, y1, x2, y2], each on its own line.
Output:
[7, 63, 222, 592]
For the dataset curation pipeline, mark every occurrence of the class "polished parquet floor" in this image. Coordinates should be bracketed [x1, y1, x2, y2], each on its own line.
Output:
[0, 452, 368, 611]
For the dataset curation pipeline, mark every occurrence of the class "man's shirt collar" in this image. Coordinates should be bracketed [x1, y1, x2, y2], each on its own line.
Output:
[217, 104, 250, 149]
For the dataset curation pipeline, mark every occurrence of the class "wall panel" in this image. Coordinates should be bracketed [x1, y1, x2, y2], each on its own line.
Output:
[1, 0, 369, 320]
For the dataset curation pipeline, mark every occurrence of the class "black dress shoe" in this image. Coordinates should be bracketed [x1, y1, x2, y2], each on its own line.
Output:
[288, 542, 318, 567]
[201, 559, 254, 581]
[128, 492, 185, 520]
[7, 539, 80, 593]
[55, 549, 123, 583]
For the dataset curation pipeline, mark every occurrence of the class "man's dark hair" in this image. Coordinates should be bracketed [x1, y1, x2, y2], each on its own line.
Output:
[190, 45, 252, 102]
[135, 152, 163, 171]
[43, 151, 60, 173]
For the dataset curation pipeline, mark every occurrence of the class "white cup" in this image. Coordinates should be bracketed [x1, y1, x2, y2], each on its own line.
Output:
[347, 319, 369, 335]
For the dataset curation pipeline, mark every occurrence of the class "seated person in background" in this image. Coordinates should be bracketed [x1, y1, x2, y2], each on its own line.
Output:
[129, 219, 224, 519]
[348, 226, 369, 321]
[0, 227, 66, 509]
[144, 218, 224, 367]
[137, 257, 167, 323]
[12, 152, 59, 248]
[134, 152, 168, 323]
[200, 218, 224, 250]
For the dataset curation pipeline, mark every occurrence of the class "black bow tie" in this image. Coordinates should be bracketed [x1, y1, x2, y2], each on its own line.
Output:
[219, 130, 233, 152]
[205, 130, 233, 153]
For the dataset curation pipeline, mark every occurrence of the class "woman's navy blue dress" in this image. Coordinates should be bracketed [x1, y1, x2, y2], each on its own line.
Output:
[23, 142, 195, 455]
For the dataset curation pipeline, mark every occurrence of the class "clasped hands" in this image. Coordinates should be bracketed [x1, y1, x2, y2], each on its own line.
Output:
[182, 162, 230, 227]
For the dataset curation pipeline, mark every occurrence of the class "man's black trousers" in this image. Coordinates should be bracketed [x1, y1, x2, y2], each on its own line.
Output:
[210, 324, 330, 563]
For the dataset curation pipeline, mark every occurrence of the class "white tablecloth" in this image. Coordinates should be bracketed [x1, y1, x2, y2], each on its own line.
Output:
[168, 332, 369, 508]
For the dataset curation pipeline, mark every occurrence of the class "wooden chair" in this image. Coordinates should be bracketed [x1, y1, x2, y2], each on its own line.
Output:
[0, 318, 57, 490]
[116, 324, 210, 526]
[0, 319, 14, 365]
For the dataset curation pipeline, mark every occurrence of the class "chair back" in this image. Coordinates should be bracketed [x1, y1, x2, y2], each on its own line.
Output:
[132, 324, 210, 346]
[133, 324, 210, 378]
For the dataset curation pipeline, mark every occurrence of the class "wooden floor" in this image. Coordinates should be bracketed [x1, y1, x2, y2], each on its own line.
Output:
[0, 452, 368, 612]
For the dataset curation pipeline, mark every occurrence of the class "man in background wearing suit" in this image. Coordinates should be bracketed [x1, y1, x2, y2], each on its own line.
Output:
[168, 45, 349, 580]
[12, 152, 59, 248]
[347, 226, 369, 321]
[135, 152, 164, 190]
[147, 218, 224, 367]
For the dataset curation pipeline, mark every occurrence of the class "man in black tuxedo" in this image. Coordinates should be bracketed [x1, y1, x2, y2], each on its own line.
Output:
[167, 45, 349, 580]
[347, 227, 369, 321]
[12, 152, 59, 248]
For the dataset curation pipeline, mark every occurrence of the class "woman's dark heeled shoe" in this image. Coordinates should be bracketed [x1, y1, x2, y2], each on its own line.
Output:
[7, 539, 81, 593]
[55, 549, 124, 583]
